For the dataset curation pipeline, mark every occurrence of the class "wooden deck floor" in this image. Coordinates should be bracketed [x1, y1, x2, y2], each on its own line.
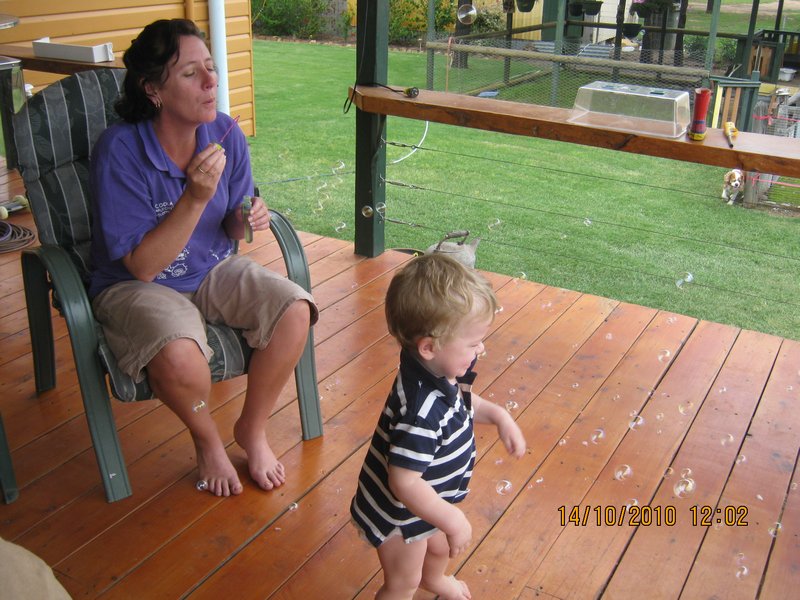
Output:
[1, 169, 798, 599]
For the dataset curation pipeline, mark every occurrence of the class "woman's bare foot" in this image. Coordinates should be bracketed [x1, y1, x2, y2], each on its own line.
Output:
[233, 418, 285, 490]
[194, 435, 243, 497]
[421, 575, 471, 600]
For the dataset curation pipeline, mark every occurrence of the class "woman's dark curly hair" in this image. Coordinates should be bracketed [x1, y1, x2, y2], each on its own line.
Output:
[116, 19, 206, 123]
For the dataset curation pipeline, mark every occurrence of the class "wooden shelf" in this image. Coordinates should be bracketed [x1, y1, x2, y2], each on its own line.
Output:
[0, 43, 124, 75]
[352, 85, 800, 179]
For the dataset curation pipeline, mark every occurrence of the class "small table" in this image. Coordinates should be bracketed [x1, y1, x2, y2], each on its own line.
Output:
[0, 14, 19, 169]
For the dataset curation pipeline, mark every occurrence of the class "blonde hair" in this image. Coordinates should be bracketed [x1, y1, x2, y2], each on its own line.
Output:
[385, 253, 497, 351]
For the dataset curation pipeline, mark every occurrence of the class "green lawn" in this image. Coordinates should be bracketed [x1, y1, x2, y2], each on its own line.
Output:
[249, 39, 800, 341]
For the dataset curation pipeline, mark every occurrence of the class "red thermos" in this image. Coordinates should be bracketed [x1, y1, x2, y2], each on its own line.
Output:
[689, 87, 712, 141]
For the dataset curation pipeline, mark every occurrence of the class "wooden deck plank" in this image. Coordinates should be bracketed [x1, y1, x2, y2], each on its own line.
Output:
[603, 329, 783, 599]
[758, 344, 800, 599]
[453, 311, 697, 598]
[0, 160, 798, 598]
[528, 320, 741, 598]
[682, 334, 797, 599]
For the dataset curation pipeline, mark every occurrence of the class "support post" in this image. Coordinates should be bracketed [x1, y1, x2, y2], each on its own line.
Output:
[354, 0, 387, 257]
[705, 0, 722, 74]
[427, 0, 435, 90]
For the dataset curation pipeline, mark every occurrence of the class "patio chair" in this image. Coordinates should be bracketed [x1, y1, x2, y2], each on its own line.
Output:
[707, 73, 762, 133]
[13, 68, 322, 503]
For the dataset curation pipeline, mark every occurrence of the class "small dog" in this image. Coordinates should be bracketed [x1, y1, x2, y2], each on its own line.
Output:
[722, 169, 744, 204]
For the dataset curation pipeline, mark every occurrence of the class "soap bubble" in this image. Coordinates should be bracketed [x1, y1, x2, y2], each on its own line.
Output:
[676, 272, 694, 290]
[496, 480, 512, 495]
[605, 333, 613, 340]
[192, 400, 206, 412]
[614, 464, 633, 480]
[457, 4, 478, 25]
[334, 222, 347, 232]
[507, 354, 516, 362]
[735, 454, 747, 465]
[658, 349, 671, 363]
[505, 400, 518, 411]
[590, 428, 605, 444]
[768, 523, 782, 537]
[558, 438, 568, 446]
[289, 502, 299, 511]
[361, 205, 374, 218]
[663, 467, 674, 479]
[678, 401, 694, 416]
[720, 433, 735, 446]
[488, 218, 502, 230]
[736, 565, 749, 579]
[629, 415, 645, 430]
[680, 467, 692, 478]
[673, 478, 695, 498]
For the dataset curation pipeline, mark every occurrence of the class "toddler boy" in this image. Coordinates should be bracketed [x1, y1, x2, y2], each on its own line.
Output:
[350, 253, 527, 599]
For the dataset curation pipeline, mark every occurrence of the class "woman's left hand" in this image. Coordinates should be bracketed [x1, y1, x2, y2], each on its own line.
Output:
[246, 196, 271, 232]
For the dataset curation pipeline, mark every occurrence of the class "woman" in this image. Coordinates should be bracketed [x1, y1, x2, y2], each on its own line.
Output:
[89, 19, 318, 497]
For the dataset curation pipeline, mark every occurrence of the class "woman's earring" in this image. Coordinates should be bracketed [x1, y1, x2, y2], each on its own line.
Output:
[151, 95, 162, 110]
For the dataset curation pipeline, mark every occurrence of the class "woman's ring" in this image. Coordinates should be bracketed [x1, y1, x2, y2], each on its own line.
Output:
[197, 167, 208, 175]
[196, 479, 208, 491]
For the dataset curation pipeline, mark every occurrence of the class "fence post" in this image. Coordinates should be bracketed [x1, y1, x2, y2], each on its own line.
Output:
[354, 0, 387, 258]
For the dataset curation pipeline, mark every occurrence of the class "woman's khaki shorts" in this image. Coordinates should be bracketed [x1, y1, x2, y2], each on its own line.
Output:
[92, 254, 318, 382]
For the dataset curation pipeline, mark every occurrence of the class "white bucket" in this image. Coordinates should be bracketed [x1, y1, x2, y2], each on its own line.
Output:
[779, 67, 797, 82]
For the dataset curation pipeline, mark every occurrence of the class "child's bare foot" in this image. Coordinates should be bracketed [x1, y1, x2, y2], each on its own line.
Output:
[194, 437, 243, 497]
[421, 575, 471, 600]
[234, 419, 285, 490]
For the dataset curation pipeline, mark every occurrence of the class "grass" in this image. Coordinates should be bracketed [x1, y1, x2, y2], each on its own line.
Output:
[249, 39, 800, 342]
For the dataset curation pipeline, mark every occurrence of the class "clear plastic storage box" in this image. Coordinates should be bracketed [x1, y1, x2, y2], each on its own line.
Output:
[569, 81, 691, 139]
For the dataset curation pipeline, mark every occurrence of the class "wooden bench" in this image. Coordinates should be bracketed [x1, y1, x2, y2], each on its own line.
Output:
[579, 43, 612, 59]
[531, 40, 612, 59]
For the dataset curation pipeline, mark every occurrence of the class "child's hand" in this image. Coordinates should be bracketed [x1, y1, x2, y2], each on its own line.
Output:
[499, 415, 527, 459]
[445, 510, 472, 558]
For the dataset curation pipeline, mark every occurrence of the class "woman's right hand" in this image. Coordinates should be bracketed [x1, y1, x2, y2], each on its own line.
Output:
[186, 143, 227, 203]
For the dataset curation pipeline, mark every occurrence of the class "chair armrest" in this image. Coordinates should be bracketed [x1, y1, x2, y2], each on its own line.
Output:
[268, 209, 312, 293]
[21, 245, 132, 501]
[23, 245, 99, 354]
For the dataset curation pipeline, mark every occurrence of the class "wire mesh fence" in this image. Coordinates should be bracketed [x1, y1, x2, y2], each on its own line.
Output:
[420, 31, 708, 108]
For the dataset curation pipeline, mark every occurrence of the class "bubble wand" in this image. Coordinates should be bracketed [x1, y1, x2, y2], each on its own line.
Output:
[216, 115, 240, 148]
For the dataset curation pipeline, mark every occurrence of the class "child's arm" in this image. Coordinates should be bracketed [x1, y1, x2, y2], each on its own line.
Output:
[388, 466, 472, 557]
[472, 393, 527, 458]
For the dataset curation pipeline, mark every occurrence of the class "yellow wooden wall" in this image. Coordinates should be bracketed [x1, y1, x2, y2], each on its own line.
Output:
[0, 0, 257, 135]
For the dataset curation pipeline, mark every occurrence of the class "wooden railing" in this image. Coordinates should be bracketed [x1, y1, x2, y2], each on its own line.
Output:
[352, 85, 800, 178]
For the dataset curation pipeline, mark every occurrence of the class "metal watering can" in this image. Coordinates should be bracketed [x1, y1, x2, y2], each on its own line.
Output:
[425, 230, 481, 269]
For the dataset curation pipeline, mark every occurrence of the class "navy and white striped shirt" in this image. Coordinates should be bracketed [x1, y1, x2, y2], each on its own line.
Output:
[351, 349, 477, 546]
